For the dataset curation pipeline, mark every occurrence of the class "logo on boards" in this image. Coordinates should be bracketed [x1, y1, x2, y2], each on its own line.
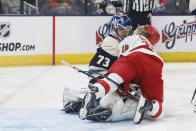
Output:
[0, 21, 11, 39]
[162, 20, 196, 49]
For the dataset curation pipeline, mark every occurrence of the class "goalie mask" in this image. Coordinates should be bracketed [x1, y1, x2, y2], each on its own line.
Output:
[109, 11, 132, 32]
[109, 12, 132, 40]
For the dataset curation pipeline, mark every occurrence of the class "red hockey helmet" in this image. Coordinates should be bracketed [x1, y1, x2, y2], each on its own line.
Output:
[144, 24, 160, 46]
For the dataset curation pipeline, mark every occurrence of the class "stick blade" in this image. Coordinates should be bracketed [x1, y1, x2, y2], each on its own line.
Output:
[62, 60, 69, 66]
[61, 60, 73, 68]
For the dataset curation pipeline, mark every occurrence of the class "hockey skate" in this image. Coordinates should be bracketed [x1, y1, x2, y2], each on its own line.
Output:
[134, 95, 153, 124]
[79, 91, 96, 120]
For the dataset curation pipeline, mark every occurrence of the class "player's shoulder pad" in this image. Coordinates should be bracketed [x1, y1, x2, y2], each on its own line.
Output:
[101, 35, 120, 57]
[123, 35, 141, 42]
[101, 35, 119, 47]
[120, 35, 143, 48]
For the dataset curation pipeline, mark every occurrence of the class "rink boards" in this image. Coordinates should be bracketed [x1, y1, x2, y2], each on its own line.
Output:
[0, 16, 196, 67]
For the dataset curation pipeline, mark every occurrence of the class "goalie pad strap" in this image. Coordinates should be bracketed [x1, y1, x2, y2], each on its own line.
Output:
[97, 80, 110, 95]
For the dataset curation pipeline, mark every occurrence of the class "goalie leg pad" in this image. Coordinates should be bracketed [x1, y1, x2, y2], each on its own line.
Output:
[86, 106, 112, 121]
[99, 92, 138, 121]
[62, 101, 82, 113]
[62, 87, 85, 113]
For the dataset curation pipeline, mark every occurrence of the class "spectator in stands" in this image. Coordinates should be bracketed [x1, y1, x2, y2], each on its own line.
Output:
[37, 0, 48, 13]
[0, 0, 3, 14]
[1, 0, 20, 14]
[165, 0, 190, 15]
[49, 0, 71, 15]
[153, 0, 167, 14]
[86, 0, 96, 15]
[39, 0, 52, 14]
[189, 0, 196, 15]
[40, 0, 86, 15]
[70, 0, 85, 15]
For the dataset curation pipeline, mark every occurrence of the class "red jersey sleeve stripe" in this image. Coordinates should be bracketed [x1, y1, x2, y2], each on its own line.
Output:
[97, 80, 110, 95]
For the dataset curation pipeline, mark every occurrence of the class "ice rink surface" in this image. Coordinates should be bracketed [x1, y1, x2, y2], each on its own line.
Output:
[0, 63, 196, 131]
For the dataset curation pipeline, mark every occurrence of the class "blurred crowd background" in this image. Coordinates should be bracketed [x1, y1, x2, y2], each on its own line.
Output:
[0, 0, 192, 15]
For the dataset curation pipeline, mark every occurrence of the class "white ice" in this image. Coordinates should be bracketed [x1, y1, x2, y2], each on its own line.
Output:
[0, 63, 196, 131]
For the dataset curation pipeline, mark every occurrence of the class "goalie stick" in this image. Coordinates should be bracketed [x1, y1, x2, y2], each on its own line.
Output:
[62, 60, 122, 91]
[61, 60, 138, 100]
[62, 60, 98, 80]
[62, 60, 144, 122]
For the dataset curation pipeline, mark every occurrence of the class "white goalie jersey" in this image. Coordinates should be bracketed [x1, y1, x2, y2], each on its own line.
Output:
[88, 31, 120, 85]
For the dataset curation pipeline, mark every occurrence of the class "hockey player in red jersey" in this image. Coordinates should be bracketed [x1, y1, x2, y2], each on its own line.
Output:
[79, 24, 164, 123]
[62, 12, 133, 113]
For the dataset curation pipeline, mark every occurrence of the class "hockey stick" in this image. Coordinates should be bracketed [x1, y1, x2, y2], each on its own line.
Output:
[62, 60, 98, 80]
[61, 60, 120, 88]
[191, 88, 196, 104]
[61, 60, 139, 101]
[62, 60, 141, 122]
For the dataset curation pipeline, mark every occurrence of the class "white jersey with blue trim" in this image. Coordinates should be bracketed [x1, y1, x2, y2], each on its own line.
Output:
[100, 31, 120, 57]
[88, 31, 121, 84]
[90, 31, 121, 70]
